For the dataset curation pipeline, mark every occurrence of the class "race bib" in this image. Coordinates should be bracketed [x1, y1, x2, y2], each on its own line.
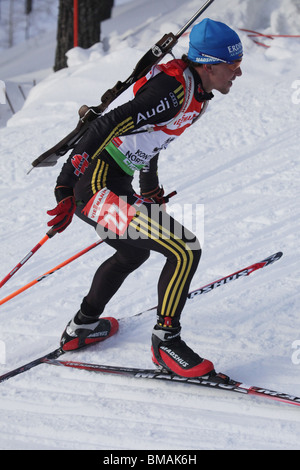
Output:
[82, 188, 136, 236]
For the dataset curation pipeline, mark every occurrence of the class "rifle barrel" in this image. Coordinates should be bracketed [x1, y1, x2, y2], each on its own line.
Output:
[176, 0, 215, 38]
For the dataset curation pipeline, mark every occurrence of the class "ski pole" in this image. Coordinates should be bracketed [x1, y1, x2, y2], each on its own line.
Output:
[0, 238, 103, 306]
[0, 228, 56, 288]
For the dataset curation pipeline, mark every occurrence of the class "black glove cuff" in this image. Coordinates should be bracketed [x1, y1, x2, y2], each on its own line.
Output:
[54, 186, 74, 203]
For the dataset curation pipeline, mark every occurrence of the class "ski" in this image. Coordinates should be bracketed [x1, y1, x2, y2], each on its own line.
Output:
[0, 347, 64, 384]
[135, 252, 283, 317]
[45, 359, 300, 408]
[0, 252, 282, 384]
[187, 251, 283, 300]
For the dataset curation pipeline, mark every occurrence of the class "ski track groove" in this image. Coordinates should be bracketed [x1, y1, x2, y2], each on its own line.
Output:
[1, 366, 300, 450]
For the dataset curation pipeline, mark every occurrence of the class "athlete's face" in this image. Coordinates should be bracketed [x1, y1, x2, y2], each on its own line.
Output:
[198, 61, 242, 95]
[208, 62, 243, 94]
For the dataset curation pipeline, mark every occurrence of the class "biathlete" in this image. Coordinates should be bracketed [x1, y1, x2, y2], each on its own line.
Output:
[47, 19, 243, 378]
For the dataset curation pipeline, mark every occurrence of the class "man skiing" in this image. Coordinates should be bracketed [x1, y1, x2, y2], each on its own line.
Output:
[47, 19, 243, 378]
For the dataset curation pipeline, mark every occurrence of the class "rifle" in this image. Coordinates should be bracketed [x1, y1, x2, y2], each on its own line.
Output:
[28, 0, 215, 172]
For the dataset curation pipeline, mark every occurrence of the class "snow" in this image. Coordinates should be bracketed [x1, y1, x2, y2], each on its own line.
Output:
[0, 0, 300, 451]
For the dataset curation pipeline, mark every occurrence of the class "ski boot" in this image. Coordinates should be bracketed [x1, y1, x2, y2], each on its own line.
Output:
[151, 323, 215, 378]
[60, 310, 119, 351]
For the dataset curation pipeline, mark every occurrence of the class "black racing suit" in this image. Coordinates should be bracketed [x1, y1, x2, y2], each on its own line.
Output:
[54, 63, 213, 327]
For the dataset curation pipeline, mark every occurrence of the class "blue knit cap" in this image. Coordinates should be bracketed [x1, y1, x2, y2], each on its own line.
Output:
[188, 18, 243, 64]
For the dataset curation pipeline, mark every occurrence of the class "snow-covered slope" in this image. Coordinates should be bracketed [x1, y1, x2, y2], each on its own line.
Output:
[0, 0, 300, 450]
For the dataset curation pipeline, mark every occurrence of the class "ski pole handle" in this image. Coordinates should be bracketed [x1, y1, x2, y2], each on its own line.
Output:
[0, 228, 56, 289]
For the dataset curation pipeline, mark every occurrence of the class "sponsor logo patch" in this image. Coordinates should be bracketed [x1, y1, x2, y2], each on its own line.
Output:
[71, 151, 89, 176]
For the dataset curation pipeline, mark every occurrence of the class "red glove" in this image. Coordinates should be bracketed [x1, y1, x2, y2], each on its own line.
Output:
[47, 186, 76, 233]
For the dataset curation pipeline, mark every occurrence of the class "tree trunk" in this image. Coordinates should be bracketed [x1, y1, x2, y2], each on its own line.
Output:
[100, 0, 114, 21]
[54, 0, 114, 72]
[25, 0, 33, 15]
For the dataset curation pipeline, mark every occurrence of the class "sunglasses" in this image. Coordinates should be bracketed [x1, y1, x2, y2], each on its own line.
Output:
[200, 53, 242, 71]
[226, 60, 242, 71]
